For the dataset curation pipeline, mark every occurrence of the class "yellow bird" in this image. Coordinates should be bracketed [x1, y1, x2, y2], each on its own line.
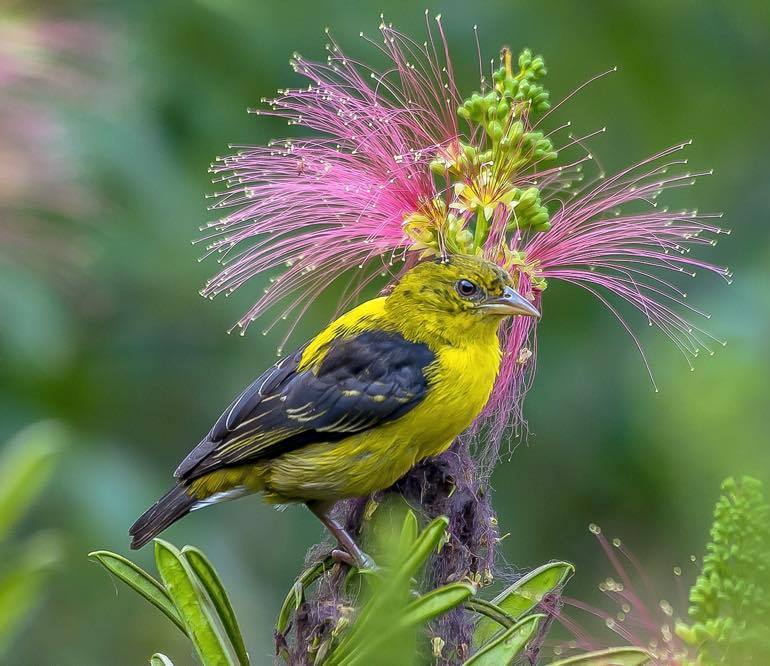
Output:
[129, 255, 539, 565]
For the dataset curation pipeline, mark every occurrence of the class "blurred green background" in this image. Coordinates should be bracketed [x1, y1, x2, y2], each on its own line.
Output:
[1, 0, 768, 663]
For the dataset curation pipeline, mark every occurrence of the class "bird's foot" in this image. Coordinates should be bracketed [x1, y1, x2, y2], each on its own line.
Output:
[332, 547, 378, 572]
[308, 501, 380, 572]
[331, 548, 354, 567]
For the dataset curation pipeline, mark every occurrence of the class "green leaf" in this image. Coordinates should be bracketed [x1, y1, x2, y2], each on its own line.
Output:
[398, 509, 419, 552]
[546, 647, 652, 665]
[0, 532, 63, 655]
[332, 585, 473, 666]
[464, 614, 544, 665]
[182, 546, 250, 666]
[395, 515, 449, 586]
[401, 583, 475, 628]
[150, 654, 175, 666]
[327, 516, 450, 665]
[88, 550, 187, 636]
[334, 585, 475, 666]
[276, 556, 334, 634]
[0, 421, 67, 541]
[154, 540, 235, 666]
[474, 561, 574, 646]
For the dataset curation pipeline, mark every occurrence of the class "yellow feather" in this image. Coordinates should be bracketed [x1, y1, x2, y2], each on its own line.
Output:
[191, 256, 522, 504]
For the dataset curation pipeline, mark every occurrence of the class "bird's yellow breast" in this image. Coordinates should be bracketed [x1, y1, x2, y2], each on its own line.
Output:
[262, 309, 502, 502]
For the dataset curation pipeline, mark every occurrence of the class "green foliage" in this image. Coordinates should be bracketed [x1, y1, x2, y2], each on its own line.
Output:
[90, 517, 647, 665]
[88, 550, 186, 634]
[676, 476, 770, 664]
[274, 510, 640, 665]
[546, 647, 652, 665]
[182, 545, 250, 666]
[90, 540, 250, 665]
[321, 515, 457, 666]
[473, 560, 574, 646]
[276, 555, 335, 635]
[465, 614, 544, 665]
[151, 654, 175, 666]
[154, 540, 237, 665]
[0, 422, 67, 657]
[0, 421, 66, 540]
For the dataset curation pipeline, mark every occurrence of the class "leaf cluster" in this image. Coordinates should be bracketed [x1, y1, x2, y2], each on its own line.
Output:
[91, 510, 651, 664]
[676, 476, 770, 664]
[0, 422, 67, 657]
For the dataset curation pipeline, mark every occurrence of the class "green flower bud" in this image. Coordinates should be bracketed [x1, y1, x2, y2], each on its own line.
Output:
[517, 187, 539, 209]
[487, 121, 504, 140]
[430, 159, 447, 176]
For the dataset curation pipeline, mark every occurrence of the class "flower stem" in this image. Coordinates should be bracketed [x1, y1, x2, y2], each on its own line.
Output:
[474, 206, 489, 248]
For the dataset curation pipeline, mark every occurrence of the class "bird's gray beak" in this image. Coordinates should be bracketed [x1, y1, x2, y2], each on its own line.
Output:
[480, 286, 540, 317]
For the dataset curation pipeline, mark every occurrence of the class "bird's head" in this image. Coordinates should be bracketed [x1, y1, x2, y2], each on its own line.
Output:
[386, 255, 540, 345]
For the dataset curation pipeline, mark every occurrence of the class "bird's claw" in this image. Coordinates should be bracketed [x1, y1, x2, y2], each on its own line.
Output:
[331, 548, 355, 567]
[331, 548, 379, 573]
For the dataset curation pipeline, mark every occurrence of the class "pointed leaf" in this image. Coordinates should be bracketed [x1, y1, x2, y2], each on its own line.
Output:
[276, 556, 334, 634]
[396, 515, 449, 585]
[183, 546, 250, 666]
[154, 540, 235, 666]
[0, 533, 62, 655]
[327, 517, 449, 664]
[399, 582, 475, 628]
[464, 614, 543, 665]
[475, 561, 574, 646]
[88, 550, 186, 635]
[0, 421, 66, 541]
[398, 509, 419, 553]
[150, 654, 174, 666]
[546, 647, 652, 666]
[330, 587, 473, 666]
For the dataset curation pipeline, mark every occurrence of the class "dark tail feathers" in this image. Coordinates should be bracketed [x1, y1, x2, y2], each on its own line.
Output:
[129, 485, 195, 549]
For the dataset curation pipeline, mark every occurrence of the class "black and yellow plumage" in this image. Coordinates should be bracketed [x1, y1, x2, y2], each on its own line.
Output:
[129, 255, 539, 562]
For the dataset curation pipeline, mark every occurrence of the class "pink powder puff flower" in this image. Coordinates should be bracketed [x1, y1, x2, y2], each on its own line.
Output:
[199, 15, 729, 460]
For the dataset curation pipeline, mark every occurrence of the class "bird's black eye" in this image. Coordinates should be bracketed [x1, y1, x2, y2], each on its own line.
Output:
[456, 279, 479, 298]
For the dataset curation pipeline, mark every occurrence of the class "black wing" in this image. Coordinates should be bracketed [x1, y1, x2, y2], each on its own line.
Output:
[174, 330, 435, 481]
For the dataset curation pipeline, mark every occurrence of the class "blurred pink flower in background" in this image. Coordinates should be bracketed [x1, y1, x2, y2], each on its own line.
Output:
[0, 16, 104, 272]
